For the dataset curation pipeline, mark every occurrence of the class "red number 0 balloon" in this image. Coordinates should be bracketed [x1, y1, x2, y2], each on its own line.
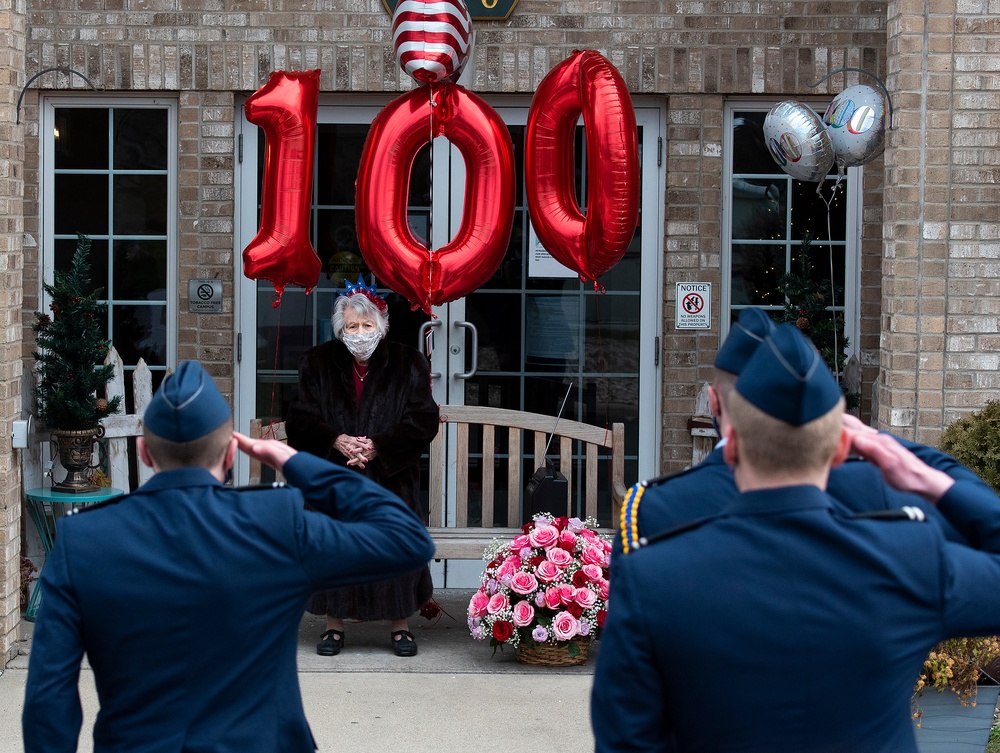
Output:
[242, 70, 322, 304]
[355, 83, 515, 314]
[525, 50, 639, 286]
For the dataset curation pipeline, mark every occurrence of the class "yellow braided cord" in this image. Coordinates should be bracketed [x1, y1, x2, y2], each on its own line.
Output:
[619, 483, 645, 555]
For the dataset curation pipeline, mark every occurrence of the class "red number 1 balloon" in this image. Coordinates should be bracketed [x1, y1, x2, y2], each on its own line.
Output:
[242, 69, 322, 304]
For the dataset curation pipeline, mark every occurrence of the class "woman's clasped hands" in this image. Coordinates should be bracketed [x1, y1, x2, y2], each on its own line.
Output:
[334, 433, 376, 469]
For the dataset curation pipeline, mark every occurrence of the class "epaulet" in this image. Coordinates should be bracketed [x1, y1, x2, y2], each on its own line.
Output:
[235, 482, 288, 491]
[66, 496, 127, 515]
[627, 515, 720, 551]
[618, 466, 701, 555]
[853, 506, 928, 522]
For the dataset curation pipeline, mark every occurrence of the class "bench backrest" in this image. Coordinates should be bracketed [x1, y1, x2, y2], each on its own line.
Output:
[249, 406, 626, 539]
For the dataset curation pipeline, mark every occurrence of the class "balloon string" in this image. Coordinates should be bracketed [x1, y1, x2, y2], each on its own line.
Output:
[593, 294, 613, 481]
[815, 176, 845, 381]
[427, 85, 435, 310]
[266, 300, 283, 436]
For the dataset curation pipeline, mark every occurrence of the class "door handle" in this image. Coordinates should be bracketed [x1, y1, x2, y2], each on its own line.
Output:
[418, 320, 442, 379]
[454, 320, 478, 380]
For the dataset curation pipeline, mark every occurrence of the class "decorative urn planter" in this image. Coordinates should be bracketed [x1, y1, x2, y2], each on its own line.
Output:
[51, 426, 105, 494]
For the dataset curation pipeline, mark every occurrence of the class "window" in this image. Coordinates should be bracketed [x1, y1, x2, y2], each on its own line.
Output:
[723, 103, 860, 349]
[42, 98, 177, 398]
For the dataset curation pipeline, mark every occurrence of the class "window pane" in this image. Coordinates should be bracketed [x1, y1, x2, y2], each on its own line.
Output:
[316, 124, 368, 206]
[113, 109, 168, 170]
[790, 242, 846, 302]
[54, 237, 109, 294]
[732, 114, 778, 174]
[791, 178, 847, 242]
[113, 240, 167, 299]
[112, 303, 167, 366]
[585, 293, 639, 372]
[467, 293, 523, 372]
[524, 294, 579, 371]
[54, 109, 109, 169]
[733, 177, 785, 240]
[731, 243, 787, 306]
[316, 209, 363, 286]
[113, 174, 168, 235]
[54, 175, 109, 235]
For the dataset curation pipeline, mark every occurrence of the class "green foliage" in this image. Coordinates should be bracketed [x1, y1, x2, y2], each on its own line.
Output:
[939, 400, 1000, 495]
[777, 232, 860, 409]
[32, 234, 122, 430]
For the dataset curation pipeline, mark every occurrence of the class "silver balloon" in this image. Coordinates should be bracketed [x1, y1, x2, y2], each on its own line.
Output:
[762, 100, 835, 183]
[823, 84, 887, 168]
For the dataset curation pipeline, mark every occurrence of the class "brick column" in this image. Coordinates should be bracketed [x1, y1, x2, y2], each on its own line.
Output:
[881, 2, 1000, 444]
[0, 0, 26, 667]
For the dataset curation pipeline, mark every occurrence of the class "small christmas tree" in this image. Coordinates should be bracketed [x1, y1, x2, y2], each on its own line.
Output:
[32, 234, 122, 430]
[778, 232, 860, 409]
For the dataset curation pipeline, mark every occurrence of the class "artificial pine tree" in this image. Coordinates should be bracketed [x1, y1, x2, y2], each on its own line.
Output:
[778, 232, 860, 409]
[32, 234, 122, 430]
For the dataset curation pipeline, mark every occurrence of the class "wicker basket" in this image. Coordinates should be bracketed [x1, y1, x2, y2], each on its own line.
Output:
[517, 638, 590, 667]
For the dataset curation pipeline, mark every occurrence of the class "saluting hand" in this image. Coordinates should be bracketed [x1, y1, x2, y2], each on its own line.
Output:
[234, 431, 298, 472]
[849, 428, 955, 504]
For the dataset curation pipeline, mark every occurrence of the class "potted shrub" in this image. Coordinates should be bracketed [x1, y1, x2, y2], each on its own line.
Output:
[32, 233, 121, 493]
[911, 401, 1000, 738]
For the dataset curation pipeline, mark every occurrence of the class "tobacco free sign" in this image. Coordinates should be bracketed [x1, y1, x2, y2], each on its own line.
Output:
[675, 282, 711, 329]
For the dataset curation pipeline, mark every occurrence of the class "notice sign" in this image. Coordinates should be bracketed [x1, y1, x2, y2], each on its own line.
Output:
[188, 279, 223, 313]
[675, 282, 711, 329]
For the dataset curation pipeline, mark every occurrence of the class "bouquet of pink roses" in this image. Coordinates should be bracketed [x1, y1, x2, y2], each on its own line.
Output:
[468, 513, 611, 655]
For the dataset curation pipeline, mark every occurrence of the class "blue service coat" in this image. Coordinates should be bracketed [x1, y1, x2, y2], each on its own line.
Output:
[22, 452, 435, 753]
[592, 478, 1000, 753]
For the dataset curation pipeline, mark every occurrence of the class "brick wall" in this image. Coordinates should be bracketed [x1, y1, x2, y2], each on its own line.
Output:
[1, 0, 26, 668]
[19, 1, 890, 479]
[881, 2, 1000, 446]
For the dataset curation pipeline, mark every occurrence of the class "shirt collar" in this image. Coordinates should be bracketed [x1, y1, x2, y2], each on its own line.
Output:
[722, 484, 834, 517]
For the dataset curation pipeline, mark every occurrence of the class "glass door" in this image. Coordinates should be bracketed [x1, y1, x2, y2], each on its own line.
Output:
[235, 100, 663, 580]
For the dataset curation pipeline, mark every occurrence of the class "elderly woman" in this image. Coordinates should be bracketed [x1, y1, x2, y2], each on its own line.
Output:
[286, 278, 439, 657]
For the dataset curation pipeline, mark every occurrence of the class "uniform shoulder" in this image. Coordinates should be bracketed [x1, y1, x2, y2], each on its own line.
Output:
[617, 463, 722, 554]
[851, 506, 930, 523]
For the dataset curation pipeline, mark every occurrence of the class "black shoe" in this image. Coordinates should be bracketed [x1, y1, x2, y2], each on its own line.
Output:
[317, 629, 344, 656]
[391, 630, 417, 657]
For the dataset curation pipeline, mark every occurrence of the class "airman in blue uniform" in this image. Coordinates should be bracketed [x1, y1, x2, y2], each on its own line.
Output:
[23, 360, 435, 753]
[616, 308, 973, 558]
[592, 324, 1000, 753]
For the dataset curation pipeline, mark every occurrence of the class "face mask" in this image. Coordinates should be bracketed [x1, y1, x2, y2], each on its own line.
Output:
[342, 331, 381, 361]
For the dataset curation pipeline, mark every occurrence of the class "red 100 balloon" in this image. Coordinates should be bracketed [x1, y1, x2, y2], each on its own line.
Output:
[242, 69, 323, 304]
[525, 50, 640, 287]
[355, 83, 516, 315]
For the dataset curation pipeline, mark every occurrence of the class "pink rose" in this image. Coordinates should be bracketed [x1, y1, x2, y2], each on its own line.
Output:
[544, 587, 563, 610]
[579, 528, 598, 542]
[487, 593, 509, 615]
[511, 534, 531, 551]
[535, 560, 562, 583]
[552, 611, 579, 641]
[546, 547, 573, 567]
[496, 561, 517, 582]
[582, 545, 608, 567]
[528, 524, 560, 549]
[582, 564, 604, 582]
[574, 587, 598, 609]
[558, 530, 577, 551]
[511, 600, 535, 627]
[557, 583, 575, 605]
[510, 571, 539, 595]
[468, 590, 489, 618]
[598, 578, 610, 600]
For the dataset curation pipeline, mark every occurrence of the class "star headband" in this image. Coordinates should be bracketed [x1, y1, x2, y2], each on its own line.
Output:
[341, 274, 388, 313]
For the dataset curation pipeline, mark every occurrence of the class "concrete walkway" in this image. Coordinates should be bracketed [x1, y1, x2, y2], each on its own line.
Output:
[2, 589, 597, 752]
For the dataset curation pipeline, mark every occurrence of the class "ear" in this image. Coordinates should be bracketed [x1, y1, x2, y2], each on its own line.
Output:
[708, 385, 722, 418]
[722, 425, 739, 467]
[223, 435, 238, 471]
[136, 436, 155, 469]
[831, 425, 852, 468]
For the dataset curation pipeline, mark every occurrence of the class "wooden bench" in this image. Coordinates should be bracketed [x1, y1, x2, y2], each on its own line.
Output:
[249, 406, 627, 560]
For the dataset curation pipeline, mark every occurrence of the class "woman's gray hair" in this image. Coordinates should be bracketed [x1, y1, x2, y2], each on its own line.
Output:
[331, 294, 390, 340]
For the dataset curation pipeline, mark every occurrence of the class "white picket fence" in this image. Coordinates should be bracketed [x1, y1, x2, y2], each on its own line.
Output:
[21, 347, 159, 493]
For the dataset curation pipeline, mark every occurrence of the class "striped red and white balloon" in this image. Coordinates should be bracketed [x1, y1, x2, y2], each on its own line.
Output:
[392, 0, 472, 86]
